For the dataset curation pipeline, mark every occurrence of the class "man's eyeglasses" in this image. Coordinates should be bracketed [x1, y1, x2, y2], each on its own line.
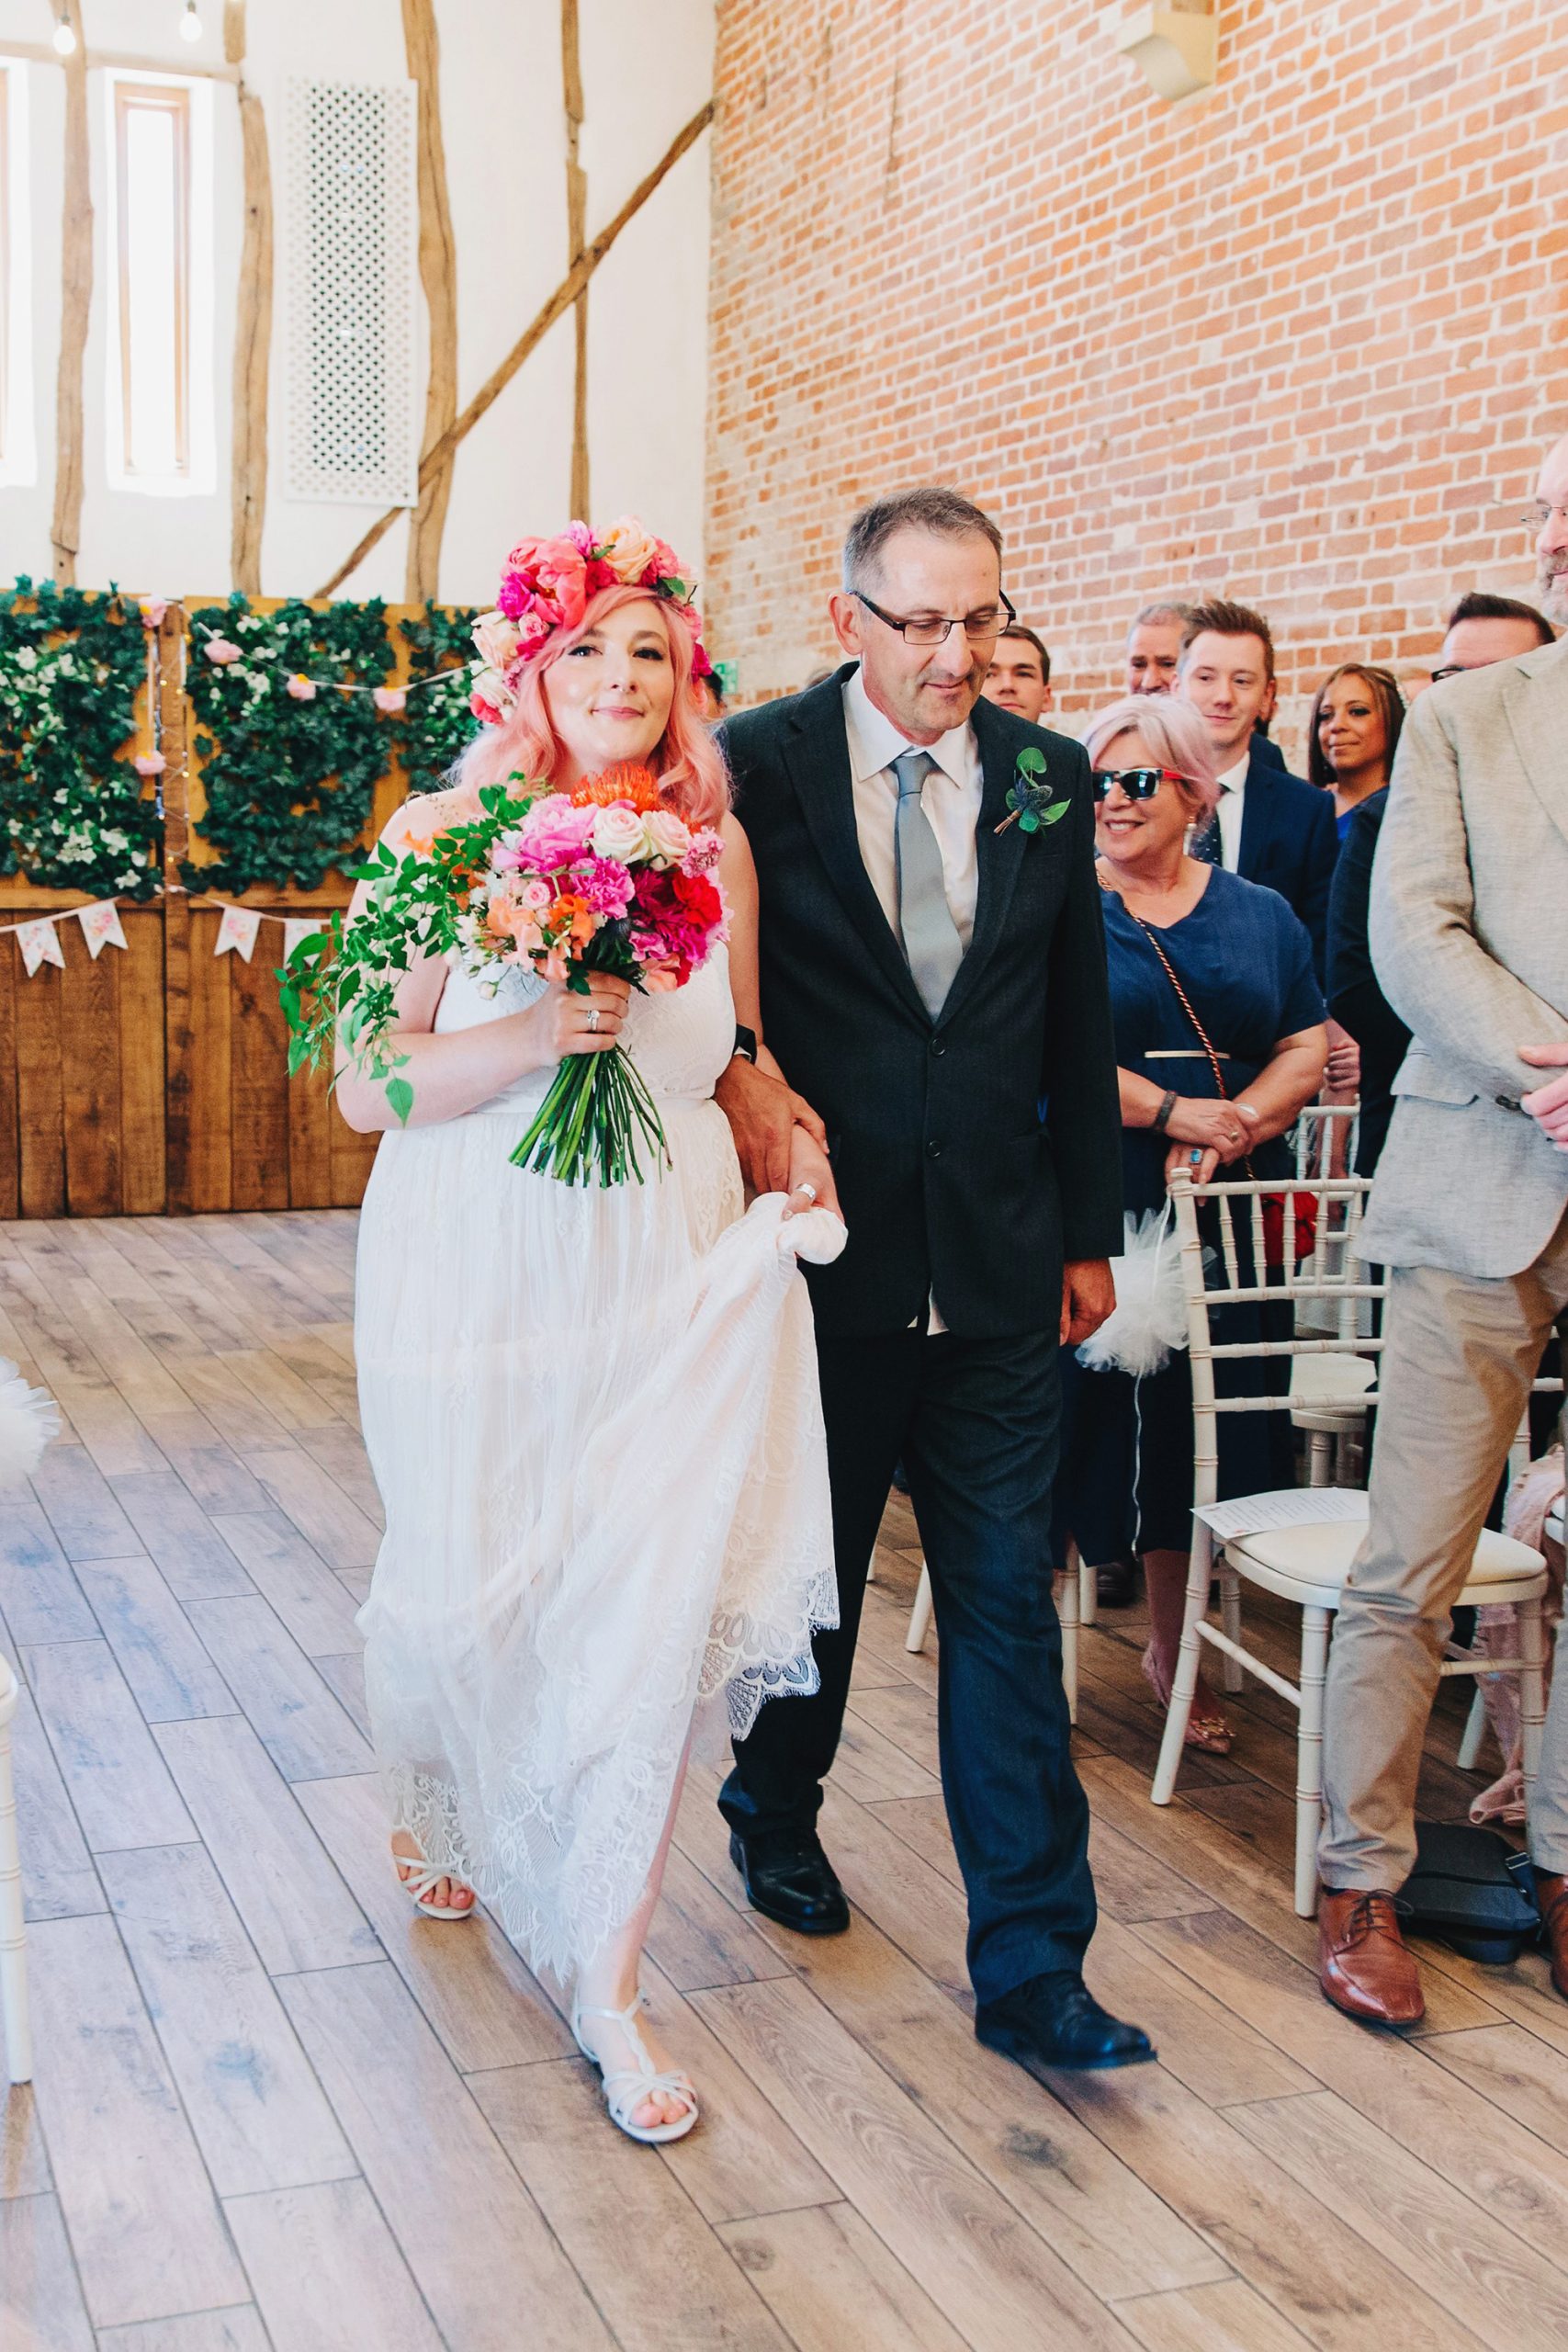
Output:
[1090, 766, 1191, 801]
[1522, 501, 1568, 531]
[1428, 663, 1470, 684]
[854, 588, 1016, 648]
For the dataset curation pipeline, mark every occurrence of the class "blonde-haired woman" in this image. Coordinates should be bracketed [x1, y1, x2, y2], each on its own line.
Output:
[338, 523, 840, 2144]
[1077, 695, 1326, 1751]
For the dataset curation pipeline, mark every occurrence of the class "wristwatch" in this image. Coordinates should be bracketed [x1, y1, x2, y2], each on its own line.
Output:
[1151, 1089, 1179, 1134]
[732, 1023, 759, 1066]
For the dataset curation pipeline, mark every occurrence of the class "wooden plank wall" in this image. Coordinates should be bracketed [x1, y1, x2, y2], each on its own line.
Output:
[0, 598, 434, 1217]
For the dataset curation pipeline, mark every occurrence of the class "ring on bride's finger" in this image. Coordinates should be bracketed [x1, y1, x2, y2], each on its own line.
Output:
[587, 1006, 600, 1032]
[797, 1181, 818, 1203]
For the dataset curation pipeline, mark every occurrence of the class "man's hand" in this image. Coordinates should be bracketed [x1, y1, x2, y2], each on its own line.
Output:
[1520, 1043, 1568, 1149]
[1061, 1258, 1116, 1347]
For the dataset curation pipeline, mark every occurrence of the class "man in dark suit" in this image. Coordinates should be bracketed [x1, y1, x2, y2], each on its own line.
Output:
[1176, 597, 1338, 977]
[714, 489, 1152, 2072]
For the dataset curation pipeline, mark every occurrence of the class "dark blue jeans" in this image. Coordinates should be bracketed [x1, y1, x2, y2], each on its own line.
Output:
[720, 1327, 1097, 2003]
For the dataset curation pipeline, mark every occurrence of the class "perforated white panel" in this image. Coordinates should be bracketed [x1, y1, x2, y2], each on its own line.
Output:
[284, 75, 418, 508]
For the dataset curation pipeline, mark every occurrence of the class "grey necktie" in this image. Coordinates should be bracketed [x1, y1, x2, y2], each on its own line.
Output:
[891, 749, 964, 1019]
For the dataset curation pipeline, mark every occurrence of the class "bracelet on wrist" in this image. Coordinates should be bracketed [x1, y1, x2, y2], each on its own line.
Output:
[1151, 1089, 1179, 1135]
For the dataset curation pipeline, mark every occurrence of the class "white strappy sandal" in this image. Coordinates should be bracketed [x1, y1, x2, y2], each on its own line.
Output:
[571, 1995, 700, 2145]
[391, 1845, 476, 1921]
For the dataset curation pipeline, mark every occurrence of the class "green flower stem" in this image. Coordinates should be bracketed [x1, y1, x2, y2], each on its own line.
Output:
[510, 1045, 670, 1188]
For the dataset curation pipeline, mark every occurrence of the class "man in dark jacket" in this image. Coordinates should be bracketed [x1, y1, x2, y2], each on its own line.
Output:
[1177, 597, 1338, 978]
[714, 489, 1151, 2073]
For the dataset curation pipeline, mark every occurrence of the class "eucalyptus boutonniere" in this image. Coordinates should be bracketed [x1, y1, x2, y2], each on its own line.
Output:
[995, 745, 1071, 835]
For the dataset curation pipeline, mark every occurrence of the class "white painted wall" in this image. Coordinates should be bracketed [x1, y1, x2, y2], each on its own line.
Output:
[0, 0, 713, 605]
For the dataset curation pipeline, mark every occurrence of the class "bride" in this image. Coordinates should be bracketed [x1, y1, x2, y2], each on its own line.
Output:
[338, 520, 840, 2144]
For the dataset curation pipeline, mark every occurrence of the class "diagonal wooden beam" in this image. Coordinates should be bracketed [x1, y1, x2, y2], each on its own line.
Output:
[561, 0, 590, 523]
[51, 0, 91, 585]
[402, 0, 458, 603]
[312, 96, 714, 601]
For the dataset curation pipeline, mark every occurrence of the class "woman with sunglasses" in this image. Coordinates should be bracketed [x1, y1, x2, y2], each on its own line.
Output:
[1068, 695, 1326, 1752]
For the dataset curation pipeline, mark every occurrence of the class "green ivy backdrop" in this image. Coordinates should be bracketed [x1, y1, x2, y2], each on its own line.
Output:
[0, 579, 162, 899]
[399, 603, 480, 796]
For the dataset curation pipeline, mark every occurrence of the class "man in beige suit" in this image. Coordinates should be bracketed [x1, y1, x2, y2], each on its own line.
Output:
[1316, 434, 1568, 2024]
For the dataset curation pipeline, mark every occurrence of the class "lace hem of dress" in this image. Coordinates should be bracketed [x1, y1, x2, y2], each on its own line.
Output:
[382, 1571, 838, 1983]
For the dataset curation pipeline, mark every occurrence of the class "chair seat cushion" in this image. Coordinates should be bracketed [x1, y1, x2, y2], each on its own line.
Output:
[1230, 1519, 1543, 1595]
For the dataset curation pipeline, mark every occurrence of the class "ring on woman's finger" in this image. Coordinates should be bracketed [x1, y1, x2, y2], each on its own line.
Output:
[796, 1181, 818, 1204]
[587, 1006, 600, 1033]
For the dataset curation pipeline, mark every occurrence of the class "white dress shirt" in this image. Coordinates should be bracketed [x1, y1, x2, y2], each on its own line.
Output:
[841, 667, 983, 1333]
[1214, 753, 1249, 870]
[842, 667, 983, 949]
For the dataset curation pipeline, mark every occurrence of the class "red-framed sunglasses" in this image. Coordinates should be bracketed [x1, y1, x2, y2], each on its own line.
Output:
[1089, 765, 1197, 802]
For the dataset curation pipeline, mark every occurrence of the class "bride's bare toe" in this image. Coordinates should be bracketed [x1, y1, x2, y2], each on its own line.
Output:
[390, 1834, 475, 1916]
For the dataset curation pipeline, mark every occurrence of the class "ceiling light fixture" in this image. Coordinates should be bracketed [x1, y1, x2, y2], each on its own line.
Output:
[179, 0, 202, 42]
[51, 7, 77, 55]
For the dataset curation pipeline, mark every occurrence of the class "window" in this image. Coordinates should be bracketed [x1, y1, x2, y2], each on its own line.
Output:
[0, 58, 35, 489]
[104, 71, 214, 495]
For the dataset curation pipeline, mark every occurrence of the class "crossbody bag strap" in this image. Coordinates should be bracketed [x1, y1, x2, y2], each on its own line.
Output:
[1116, 896, 1257, 1182]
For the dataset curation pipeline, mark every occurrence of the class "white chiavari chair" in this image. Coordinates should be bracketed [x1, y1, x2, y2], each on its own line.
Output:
[1151, 1169, 1549, 1917]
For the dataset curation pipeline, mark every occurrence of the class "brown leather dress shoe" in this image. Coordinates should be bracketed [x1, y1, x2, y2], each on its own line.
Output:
[1317, 1889, 1426, 2025]
[1537, 1871, 1568, 2001]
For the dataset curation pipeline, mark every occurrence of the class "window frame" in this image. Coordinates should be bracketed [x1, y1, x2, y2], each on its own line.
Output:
[0, 57, 37, 490]
[102, 66, 215, 499]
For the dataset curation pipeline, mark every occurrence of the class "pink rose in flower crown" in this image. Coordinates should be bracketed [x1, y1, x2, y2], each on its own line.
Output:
[496, 571, 530, 621]
[472, 612, 523, 677]
[530, 536, 591, 630]
[599, 517, 665, 588]
[513, 794, 598, 871]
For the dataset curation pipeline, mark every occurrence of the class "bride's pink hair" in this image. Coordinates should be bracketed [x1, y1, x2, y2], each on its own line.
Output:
[453, 584, 730, 829]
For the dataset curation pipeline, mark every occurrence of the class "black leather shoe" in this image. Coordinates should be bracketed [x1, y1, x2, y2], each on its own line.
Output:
[1094, 1555, 1137, 1609]
[975, 1972, 1156, 2072]
[728, 1832, 850, 1936]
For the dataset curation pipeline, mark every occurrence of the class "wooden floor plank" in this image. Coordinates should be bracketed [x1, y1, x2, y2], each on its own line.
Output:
[1111, 2278, 1315, 2352]
[6, 1680, 103, 1919]
[101, 1842, 358, 2199]
[206, 1510, 365, 1657]
[25, 1443, 141, 1563]
[241, 1447, 381, 1571]
[179, 1596, 373, 1781]
[1232, 2086, 1568, 2352]
[0, 2191, 96, 2351]
[277, 1962, 616, 2352]
[0, 1498, 98, 1645]
[1420, 2022, 1568, 2157]
[694, 1974, 1144, 2350]
[294, 1771, 572, 2073]
[223, 2179, 442, 2352]
[153, 1716, 379, 1976]
[472, 2055, 795, 2352]
[106, 1472, 254, 1603]
[75, 1556, 236, 1724]
[24, 1640, 197, 1853]
[26, 1915, 249, 2328]
[716, 2202, 972, 2352]
[96, 2310, 273, 2351]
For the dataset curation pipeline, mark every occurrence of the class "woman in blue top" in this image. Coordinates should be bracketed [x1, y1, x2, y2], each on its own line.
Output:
[1076, 695, 1326, 1754]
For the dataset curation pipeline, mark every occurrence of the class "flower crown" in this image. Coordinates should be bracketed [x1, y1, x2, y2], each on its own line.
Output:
[469, 516, 705, 724]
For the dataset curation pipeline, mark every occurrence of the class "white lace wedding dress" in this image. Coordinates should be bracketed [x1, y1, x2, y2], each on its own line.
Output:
[353, 945, 839, 1979]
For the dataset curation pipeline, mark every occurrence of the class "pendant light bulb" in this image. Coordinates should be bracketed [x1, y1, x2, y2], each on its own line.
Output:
[179, 0, 202, 42]
[52, 9, 77, 54]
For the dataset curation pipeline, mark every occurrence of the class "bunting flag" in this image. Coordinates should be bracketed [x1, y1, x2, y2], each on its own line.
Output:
[213, 904, 263, 962]
[75, 900, 130, 959]
[16, 919, 66, 977]
[283, 916, 325, 965]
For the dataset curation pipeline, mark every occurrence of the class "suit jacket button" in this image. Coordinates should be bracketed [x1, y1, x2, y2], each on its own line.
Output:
[930, 1038, 946, 1057]
[926, 1140, 942, 1159]
[1495, 1094, 1521, 1112]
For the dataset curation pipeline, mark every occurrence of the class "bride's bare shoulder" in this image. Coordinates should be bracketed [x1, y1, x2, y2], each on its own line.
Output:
[381, 781, 483, 848]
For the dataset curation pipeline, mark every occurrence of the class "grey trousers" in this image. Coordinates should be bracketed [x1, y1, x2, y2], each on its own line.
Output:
[1318, 1208, 1568, 1891]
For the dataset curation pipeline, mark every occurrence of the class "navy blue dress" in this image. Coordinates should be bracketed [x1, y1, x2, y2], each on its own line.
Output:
[1055, 869, 1325, 1563]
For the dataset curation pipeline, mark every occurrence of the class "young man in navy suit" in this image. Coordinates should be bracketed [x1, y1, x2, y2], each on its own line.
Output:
[1177, 597, 1338, 977]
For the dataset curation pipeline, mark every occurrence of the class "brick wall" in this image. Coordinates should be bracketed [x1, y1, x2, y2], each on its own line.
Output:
[705, 0, 1566, 754]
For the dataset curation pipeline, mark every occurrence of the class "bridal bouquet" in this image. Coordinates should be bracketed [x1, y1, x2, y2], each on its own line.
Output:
[282, 763, 728, 1186]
